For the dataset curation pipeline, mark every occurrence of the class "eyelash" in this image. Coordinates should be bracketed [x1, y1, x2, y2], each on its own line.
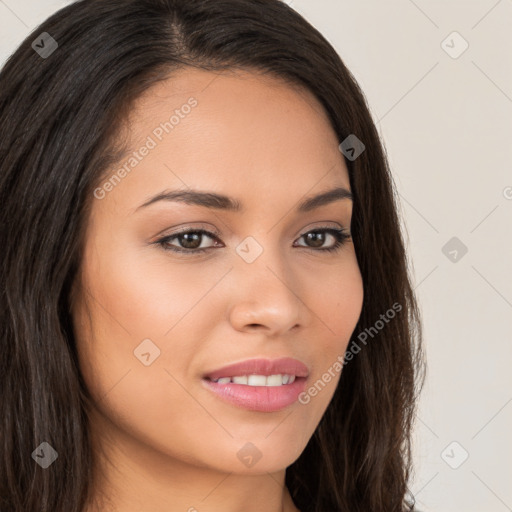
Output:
[154, 227, 351, 255]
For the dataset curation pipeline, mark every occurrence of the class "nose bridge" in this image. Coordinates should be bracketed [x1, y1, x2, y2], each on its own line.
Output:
[235, 231, 291, 288]
[228, 233, 304, 332]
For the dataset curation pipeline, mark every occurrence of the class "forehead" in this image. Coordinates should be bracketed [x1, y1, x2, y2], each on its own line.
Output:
[131, 67, 324, 123]
[127, 66, 341, 156]
[99, 67, 350, 215]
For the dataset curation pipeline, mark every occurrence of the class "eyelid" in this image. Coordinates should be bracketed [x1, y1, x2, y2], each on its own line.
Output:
[153, 222, 351, 256]
[157, 224, 222, 239]
[156, 221, 347, 242]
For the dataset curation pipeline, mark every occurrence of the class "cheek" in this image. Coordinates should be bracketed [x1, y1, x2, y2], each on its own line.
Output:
[72, 263, 213, 464]
[80, 234, 221, 342]
[298, 254, 363, 412]
[305, 251, 364, 349]
[331, 268, 364, 344]
[71, 242, 194, 414]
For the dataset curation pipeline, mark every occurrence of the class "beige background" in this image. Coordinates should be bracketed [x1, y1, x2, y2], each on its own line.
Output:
[1, 1, 511, 510]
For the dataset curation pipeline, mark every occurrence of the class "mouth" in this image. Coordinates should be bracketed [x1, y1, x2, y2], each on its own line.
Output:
[200, 357, 309, 412]
[204, 374, 301, 386]
[202, 356, 309, 381]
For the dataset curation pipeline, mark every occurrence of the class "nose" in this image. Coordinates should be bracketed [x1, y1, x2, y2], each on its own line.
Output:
[227, 249, 308, 337]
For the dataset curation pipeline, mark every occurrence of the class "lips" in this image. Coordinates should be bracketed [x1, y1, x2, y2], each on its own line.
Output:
[201, 376, 307, 412]
[202, 357, 309, 381]
[201, 357, 310, 412]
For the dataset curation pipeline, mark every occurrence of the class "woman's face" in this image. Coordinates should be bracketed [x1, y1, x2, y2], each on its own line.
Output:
[73, 68, 363, 479]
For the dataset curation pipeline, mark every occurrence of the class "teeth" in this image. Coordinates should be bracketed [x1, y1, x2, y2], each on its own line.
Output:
[248, 374, 267, 386]
[266, 374, 282, 386]
[212, 374, 297, 386]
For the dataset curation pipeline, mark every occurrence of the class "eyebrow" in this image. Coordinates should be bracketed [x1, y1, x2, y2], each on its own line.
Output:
[135, 186, 353, 213]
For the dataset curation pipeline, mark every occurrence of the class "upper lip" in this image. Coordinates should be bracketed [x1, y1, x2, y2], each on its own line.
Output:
[203, 357, 309, 380]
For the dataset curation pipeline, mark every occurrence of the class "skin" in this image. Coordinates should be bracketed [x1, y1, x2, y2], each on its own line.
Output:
[72, 67, 364, 512]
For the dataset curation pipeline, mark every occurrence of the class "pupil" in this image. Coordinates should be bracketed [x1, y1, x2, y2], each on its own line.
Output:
[306, 232, 324, 247]
[181, 233, 201, 249]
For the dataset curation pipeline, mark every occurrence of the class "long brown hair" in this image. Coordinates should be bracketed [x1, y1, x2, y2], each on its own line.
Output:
[0, 1, 425, 510]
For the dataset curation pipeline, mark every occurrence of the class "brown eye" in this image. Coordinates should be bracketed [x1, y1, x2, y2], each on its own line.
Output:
[154, 227, 350, 256]
[156, 229, 220, 254]
[294, 228, 350, 253]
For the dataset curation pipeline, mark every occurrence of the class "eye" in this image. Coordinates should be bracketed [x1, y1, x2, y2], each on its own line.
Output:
[154, 227, 351, 255]
[293, 228, 351, 253]
[156, 228, 220, 254]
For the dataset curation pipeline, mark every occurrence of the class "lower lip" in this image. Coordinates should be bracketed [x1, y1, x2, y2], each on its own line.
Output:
[201, 377, 307, 412]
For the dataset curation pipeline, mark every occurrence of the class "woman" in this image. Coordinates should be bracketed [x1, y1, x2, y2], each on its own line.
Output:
[0, 0, 425, 511]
